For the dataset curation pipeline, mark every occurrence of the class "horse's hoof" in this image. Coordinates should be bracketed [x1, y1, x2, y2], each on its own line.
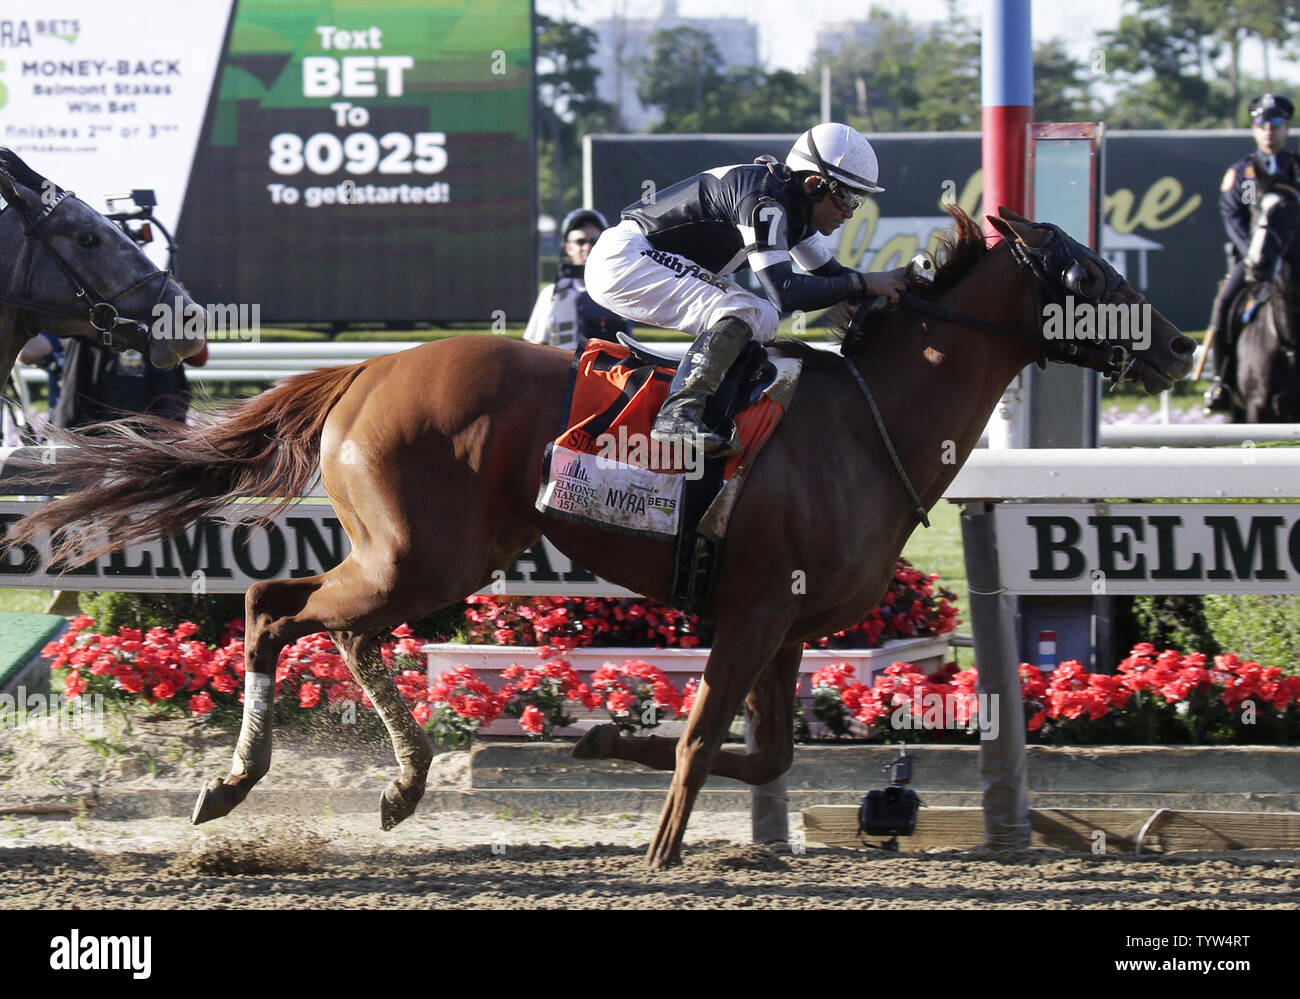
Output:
[190, 776, 246, 825]
[379, 781, 421, 831]
[572, 723, 618, 760]
[644, 846, 682, 871]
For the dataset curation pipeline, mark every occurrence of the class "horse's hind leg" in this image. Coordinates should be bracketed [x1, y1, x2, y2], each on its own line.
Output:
[575, 642, 801, 787]
[330, 629, 433, 829]
[192, 575, 328, 824]
[192, 553, 446, 826]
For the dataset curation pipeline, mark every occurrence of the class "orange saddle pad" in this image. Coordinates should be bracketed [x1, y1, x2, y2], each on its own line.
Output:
[536, 339, 799, 540]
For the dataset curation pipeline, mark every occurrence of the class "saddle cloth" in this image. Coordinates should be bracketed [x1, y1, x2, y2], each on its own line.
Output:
[536, 339, 801, 541]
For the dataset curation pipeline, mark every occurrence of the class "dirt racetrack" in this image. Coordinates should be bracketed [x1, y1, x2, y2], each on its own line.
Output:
[2, 715, 1299, 909]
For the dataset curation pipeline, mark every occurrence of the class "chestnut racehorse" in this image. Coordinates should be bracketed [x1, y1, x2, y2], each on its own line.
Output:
[5, 207, 1195, 868]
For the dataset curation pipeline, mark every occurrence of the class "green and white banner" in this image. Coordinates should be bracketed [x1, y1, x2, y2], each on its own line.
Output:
[0, 3, 231, 272]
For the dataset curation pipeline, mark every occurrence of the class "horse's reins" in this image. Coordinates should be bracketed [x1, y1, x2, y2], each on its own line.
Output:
[0, 190, 170, 342]
[843, 225, 1142, 529]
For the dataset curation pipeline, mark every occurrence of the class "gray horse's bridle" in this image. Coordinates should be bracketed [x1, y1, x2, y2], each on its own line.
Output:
[0, 189, 170, 344]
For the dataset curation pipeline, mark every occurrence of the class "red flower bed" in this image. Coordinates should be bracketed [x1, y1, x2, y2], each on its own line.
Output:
[50, 605, 1294, 746]
[462, 560, 959, 653]
[41, 616, 695, 745]
[810, 645, 1300, 744]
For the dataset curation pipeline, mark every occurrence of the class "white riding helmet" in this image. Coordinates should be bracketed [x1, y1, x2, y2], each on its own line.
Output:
[787, 122, 885, 194]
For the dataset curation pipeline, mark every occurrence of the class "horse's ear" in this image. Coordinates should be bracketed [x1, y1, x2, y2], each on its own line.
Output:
[987, 211, 1048, 247]
[0, 149, 42, 216]
[997, 206, 1034, 225]
[986, 214, 1023, 244]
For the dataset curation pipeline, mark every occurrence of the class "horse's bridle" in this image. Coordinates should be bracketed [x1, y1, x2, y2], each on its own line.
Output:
[845, 222, 1142, 383]
[842, 222, 1147, 530]
[0, 189, 170, 345]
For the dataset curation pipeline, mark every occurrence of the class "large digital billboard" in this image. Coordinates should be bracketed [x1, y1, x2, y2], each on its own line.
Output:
[0, 1, 534, 323]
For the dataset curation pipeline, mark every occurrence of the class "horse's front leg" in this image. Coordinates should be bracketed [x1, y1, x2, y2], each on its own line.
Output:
[576, 641, 801, 788]
[644, 613, 796, 869]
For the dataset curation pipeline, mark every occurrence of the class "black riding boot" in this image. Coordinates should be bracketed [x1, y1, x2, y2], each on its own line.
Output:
[651, 317, 752, 457]
[1203, 270, 1243, 413]
[1203, 316, 1233, 413]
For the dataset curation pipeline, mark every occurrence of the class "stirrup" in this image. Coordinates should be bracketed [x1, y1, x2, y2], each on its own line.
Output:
[1202, 379, 1231, 413]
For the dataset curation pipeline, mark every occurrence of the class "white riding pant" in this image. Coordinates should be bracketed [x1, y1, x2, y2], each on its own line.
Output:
[584, 220, 780, 344]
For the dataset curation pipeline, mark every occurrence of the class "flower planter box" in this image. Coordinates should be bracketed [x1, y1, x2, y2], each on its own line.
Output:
[422, 636, 951, 738]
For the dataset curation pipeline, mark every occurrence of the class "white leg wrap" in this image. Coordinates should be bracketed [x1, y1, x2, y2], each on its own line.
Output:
[230, 672, 273, 777]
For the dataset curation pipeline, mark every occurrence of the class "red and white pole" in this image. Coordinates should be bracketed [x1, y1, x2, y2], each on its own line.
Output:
[977, 2, 1034, 850]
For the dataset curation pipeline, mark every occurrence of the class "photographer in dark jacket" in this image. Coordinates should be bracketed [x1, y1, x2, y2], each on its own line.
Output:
[53, 338, 209, 430]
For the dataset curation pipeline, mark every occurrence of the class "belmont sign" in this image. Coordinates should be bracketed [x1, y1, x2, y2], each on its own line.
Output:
[0, 501, 634, 595]
[996, 503, 1300, 595]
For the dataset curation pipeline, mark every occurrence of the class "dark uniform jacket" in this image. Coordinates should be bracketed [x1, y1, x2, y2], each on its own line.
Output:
[1220, 147, 1300, 258]
[53, 339, 190, 430]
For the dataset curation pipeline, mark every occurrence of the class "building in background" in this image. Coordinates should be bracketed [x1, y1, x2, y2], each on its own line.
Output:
[812, 19, 887, 62]
[590, 1, 759, 131]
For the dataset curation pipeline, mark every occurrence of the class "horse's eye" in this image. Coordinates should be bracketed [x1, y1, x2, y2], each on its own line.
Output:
[77, 231, 101, 249]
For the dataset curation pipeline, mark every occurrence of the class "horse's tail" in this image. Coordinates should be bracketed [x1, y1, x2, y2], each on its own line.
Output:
[4, 362, 368, 566]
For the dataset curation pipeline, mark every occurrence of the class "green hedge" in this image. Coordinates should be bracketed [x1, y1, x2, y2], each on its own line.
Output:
[1120, 593, 1300, 673]
[78, 591, 245, 645]
[1202, 594, 1300, 671]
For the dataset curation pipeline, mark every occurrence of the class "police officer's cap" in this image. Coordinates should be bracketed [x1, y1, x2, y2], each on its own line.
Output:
[1249, 93, 1294, 120]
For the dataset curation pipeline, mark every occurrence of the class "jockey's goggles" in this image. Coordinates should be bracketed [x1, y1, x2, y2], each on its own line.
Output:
[830, 182, 868, 213]
[1253, 115, 1288, 128]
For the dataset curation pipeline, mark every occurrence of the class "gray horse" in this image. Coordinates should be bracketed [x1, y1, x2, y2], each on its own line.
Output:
[0, 148, 205, 392]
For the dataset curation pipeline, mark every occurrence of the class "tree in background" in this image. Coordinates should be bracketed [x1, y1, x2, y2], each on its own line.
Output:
[1098, 0, 1300, 127]
[907, 0, 981, 131]
[1034, 38, 1098, 122]
[635, 26, 726, 129]
[536, 13, 616, 222]
[636, 26, 818, 133]
[812, 9, 923, 132]
[810, 4, 1092, 133]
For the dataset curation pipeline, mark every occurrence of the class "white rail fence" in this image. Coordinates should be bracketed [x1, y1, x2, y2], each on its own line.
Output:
[15, 341, 1298, 446]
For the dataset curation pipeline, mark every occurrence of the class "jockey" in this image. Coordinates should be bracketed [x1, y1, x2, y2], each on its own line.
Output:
[524, 208, 631, 350]
[585, 122, 905, 456]
[1204, 93, 1300, 412]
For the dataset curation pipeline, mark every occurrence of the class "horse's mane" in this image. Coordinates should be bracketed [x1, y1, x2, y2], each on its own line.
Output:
[822, 203, 988, 343]
[0, 147, 58, 197]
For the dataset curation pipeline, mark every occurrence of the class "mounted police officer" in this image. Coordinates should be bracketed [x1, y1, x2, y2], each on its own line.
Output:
[524, 208, 631, 350]
[584, 122, 905, 456]
[1203, 93, 1300, 412]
